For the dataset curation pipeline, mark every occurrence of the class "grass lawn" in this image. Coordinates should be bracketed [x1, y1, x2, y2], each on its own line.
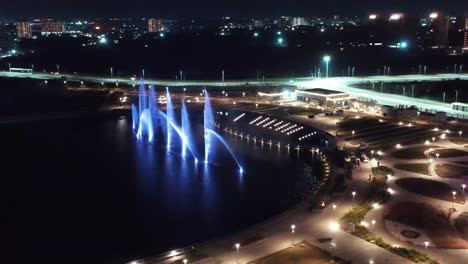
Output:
[247, 241, 347, 264]
[338, 117, 380, 130]
[385, 202, 468, 249]
[449, 137, 468, 145]
[395, 178, 465, 203]
[392, 147, 429, 159]
[288, 107, 323, 116]
[372, 166, 394, 176]
[394, 163, 431, 175]
[435, 164, 468, 179]
[430, 149, 468, 158]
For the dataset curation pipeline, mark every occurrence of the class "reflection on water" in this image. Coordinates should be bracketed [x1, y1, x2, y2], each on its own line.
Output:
[2, 114, 319, 264]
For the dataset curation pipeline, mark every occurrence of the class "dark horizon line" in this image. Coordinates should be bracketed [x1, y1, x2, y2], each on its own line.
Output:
[2, 10, 468, 22]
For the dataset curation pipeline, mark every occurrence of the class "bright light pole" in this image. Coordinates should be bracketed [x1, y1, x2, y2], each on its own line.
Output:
[452, 191, 457, 209]
[183, 259, 188, 264]
[110, 67, 113, 78]
[323, 55, 331, 78]
[424, 241, 429, 249]
[235, 243, 240, 264]
[459, 131, 463, 137]
[290, 224, 296, 247]
[352, 191, 356, 203]
[332, 204, 337, 212]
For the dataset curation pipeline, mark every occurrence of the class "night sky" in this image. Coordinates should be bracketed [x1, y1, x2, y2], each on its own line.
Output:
[1, 0, 467, 19]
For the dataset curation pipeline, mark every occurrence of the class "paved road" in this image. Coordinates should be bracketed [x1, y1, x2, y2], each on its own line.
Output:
[3, 70, 468, 119]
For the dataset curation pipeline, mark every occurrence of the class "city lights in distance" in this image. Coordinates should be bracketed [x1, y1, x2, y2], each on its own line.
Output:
[389, 14, 402, 20]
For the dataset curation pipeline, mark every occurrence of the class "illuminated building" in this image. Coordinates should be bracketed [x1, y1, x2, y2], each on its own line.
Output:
[464, 18, 468, 52]
[148, 18, 164, 32]
[292, 17, 308, 27]
[16, 22, 32, 39]
[41, 21, 65, 34]
[428, 13, 449, 48]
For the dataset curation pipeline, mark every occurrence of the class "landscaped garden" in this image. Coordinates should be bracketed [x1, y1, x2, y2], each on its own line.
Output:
[248, 241, 348, 264]
[394, 163, 431, 176]
[392, 147, 429, 159]
[385, 202, 468, 249]
[435, 164, 468, 179]
[430, 149, 468, 158]
[395, 178, 465, 203]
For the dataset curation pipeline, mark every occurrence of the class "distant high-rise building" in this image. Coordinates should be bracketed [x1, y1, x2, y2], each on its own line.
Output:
[448, 16, 466, 49]
[148, 18, 164, 32]
[429, 14, 449, 48]
[464, 18, 468, 51]
[16, 22, 32, 38]
[292, 17, 308, 27]
[0, 25, 14, 53]
[278, 16, 291, 28]
[41, 21, 65, 34]
[253, 19, 264, 28]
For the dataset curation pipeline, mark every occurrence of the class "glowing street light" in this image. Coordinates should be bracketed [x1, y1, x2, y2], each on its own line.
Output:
[235, 243, 240, 264]
[290, 224, 296, 246]
[462, 184, 466, 192]
[424, 241, 430, 249]
[332, 204, 337, 212]
[183, 259, 188, 264]
[389, 13, 402, 20]
[452, 191, 457, 209]
[277, 37, 284, 45]
[371, 220, 376, 227]
[459, 131, 463, 137]
[323, 55, 331, 78]
[329, 222, 339, 232]
[369, 14, 377, 20]
[352, 191, 356, 202]
[429, 13, 438, 19]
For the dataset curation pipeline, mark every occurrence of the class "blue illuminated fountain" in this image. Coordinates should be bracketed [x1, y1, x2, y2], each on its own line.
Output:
[131, 82, 243, 173]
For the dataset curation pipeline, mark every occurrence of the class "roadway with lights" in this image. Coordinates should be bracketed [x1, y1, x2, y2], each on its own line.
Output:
[1, 71, 468, 118]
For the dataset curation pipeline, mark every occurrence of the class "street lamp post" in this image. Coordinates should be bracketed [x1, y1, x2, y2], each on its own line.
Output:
[183, 259, 188, 264]
[323, 56, 331, 78]
[352, 191, 356, 203]
[291, 224, 296, 247]
[235, 243, 240, 264]
[452, 191, 457, 209]
[110, 67, 113, 78]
